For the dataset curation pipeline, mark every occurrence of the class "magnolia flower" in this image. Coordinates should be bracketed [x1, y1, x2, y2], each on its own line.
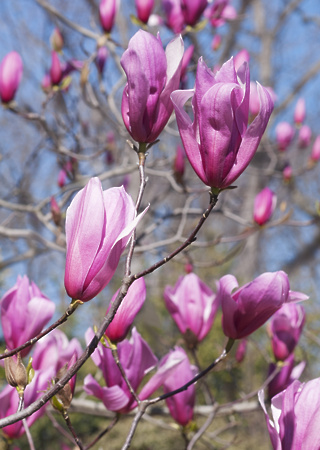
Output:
[171, 57, 274, 189]
[84, 327, 184, 413]
[162, 0, 185, 33]
[164, 273, 219, 346]
[105, 278, 146, 343]
[276, 122, 295, 151]
[259, 377, 320, 449]
[217, 271, 308, 340]
[64, 177, 146, 302]
[294, 97, 306, 125]
[268, 303, 305, 361]
[121, 30, 184, 144]
[99, 0, 118, 33]
[267, 355, 306, 400]
[310, 135, 320, 162]
[135, 0, 154, 23]
[50, 51, 63, 85]
[0, 51, 23, 103]
[180, 0, 208, 27]
[253, 187, 277, 226]
[0, 276, 55, 357]
[298, 124, 312, 148]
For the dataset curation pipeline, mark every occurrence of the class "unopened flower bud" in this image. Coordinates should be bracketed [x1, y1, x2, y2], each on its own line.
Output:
[50, 196, 62, 226]
[50, 28, 64, 53]
[4, 352, 28, 393]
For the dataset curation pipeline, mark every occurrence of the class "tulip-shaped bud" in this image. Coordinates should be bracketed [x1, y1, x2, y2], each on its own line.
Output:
[0, 52, 23, 103]
[205, 0, 237, 28]
[180, 0, 208, 27]
[211, 34, 222, 51]
[184, 262, 193, 274]
[51, 354, 77, 412]
[282, 164, 293, 182]
[105, 278, 146, 343]
[162, 0, 185, 33]
[235, 339, 247, 363]
[268, 303, 305, 361]
[50, 196, 62, 226]
[96, 46, 108, 75]
[253, 187, 276, 226]
[50, 28, 64, 53]
[41, 73, 51, 93]
[259, 377, 320, 450]
[163, 347, 195, 426]
[64, 177, 147, 302]
[171, 57, 274, 190]
[275, 121, 295, 151]
[164, 273, 219, 347]
[135, 0, 154, 23]
[0, 276, 55, 357]
[294, 97, 306, 126]
[180, 45, 194, 87]
[217, 271, 308, 340]
[173, 144, 185, 185]
[58, 168, 67, 187]
[310, 135, 320, 162]
[4, 352, 28, 393]
[298, 124, 312, 148]
[267, 355, 305, 400]
[50, 51, 63, 85]
[99, 0, 118, 33]
[121, 30, 184, 144]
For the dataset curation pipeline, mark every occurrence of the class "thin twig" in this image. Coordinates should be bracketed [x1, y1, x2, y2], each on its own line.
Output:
[63, 411, 84, 450]
[122, 405, 148, 450]
[84, 415, 119, 450]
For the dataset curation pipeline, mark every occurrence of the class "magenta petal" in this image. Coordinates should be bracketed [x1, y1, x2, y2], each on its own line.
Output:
[0, 52, 23, 103]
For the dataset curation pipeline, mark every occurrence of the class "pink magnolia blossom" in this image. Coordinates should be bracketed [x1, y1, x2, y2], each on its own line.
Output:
[310, 135, 320, 162]
[162, 347, 195, 426]
[171, 57, 274, 189]
[173, 144, 185, 184]
[298, 124, 312, 148]
[164, 273, 219, 345]
[294, 97, 306, 125]
[0, 52, 23, 103]
[282, 165, 292, 182]
[268, 303, 305, 361]
[135, 0, 154, 23]
[0, 368, 54, 439]
[211, 34, 222, 51]
[217, 271, 308, 340]
[105, 278, 146, 343]
[96, 46, 108, 75]
[205, 0, 237, 28]
[84, 327, 183, 413]
[0, 276, 55, 357]
[32, 329, 82, 373]
[253, 187, 277, 226]
[57, 168, 67, 187]
[50, 51, 63, 85]
[121, 30, 184, 144]
[259, 377, 320, 450]
[162, 0, 185, 33]
[276, 122, 295, 151]
[99, 0, 118, 33]
[267, 355, 306, 400]
[235, 339, 247, 363]
[180, 0, 208, 27]
[64, 177, 146, 302]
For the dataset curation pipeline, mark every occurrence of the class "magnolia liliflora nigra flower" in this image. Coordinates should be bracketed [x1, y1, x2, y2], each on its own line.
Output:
[0, 51, 23, 103]
[64, 177, 146, 302]
[217, 271, 308, 340]
[253, 187, 277, 226]
[0, 275, 55, 357]
[171, 57, 274, 189]
[259, 377, 320, 450]
[121, 30, 184, 144]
